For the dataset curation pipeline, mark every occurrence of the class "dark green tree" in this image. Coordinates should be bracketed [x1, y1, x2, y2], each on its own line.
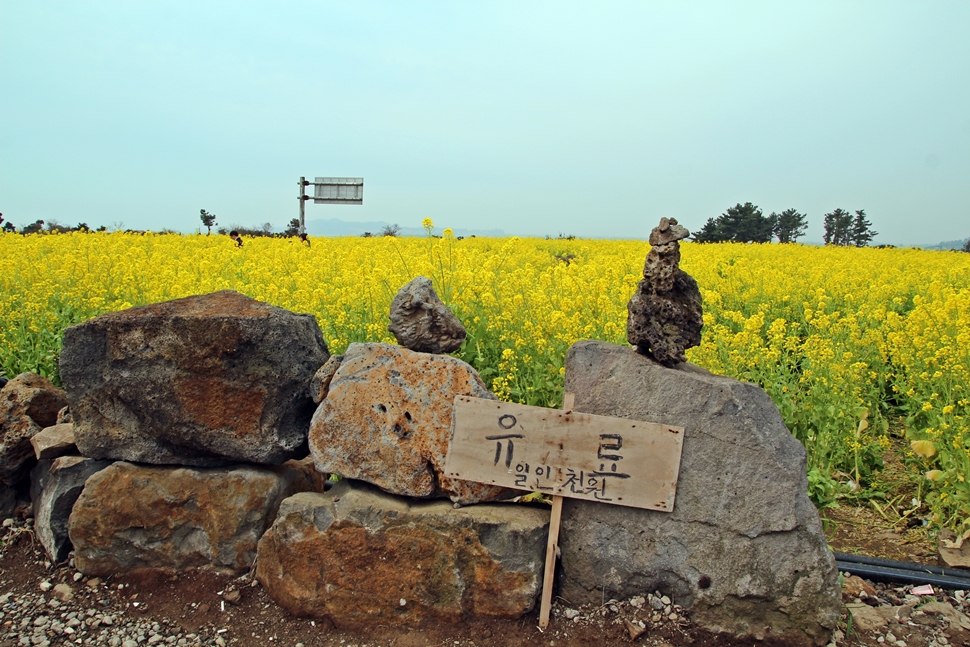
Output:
[199, 209, 217, 235]
[74, 223, 90, 232]
[1, 222, 14, 233]
[283, 218, 301, 237]
[962, 238, 970, 253]
[691, 203, 774, 243]
[770, 208, 808, 243]
[823, 208, 853, 245]
[22, 220, 45, 234]
[850, 209, 878, 247]
[691, 217, 721, 243]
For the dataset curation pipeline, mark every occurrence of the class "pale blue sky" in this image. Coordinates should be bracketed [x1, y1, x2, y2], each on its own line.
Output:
[2, 2, 968, 245]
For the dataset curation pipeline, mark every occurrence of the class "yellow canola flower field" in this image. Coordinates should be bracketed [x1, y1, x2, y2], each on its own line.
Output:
[2, 231, 970, 532]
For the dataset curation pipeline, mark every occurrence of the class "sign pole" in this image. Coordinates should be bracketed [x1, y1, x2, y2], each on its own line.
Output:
[538, 392, 574, 629]
[298, 177, 307, 236]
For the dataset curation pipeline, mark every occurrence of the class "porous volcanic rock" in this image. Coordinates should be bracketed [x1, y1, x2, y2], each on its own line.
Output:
[31, 455, 113, 562]
[309, 354, 343, 404]
[308, 343, 510, 504]
[30, 423, 77, 460]
[68, 459, 322, 576]
[255, 479, 548, 627]
[59, 290, 329, 467]
[387, 276, 466, 354]
[559, 340, 840, 647]
[0, 373, 68, 484]
[627, 218, 703, 366]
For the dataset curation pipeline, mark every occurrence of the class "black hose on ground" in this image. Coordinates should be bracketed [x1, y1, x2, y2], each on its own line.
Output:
[835, 551, 970, 590]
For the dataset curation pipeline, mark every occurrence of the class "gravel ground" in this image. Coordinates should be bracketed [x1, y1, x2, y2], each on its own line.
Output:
[4, 511, 970, 647]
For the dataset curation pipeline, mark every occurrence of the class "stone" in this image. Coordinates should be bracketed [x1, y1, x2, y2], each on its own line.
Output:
[387, 277, 466, 354]
[0, 373, 68, 484]
[30, 424, 77, 460]
[59, 290, 329, 467]
[559, 340, 841, 647]
[31, 456, 113, 562]
[0, 483, 16, 520]
[68, 459, 318, 575]
[309, 355, 343, 404]
[309, 342, 510, 504]
[842, 574, 878, 599]
[845, 603, 892, 631]
[627, 218, 702, 366]
[255, 479, 548, 627]
[938, 529, 970, 569]
[56, 407, 72, 424]
[920, 600, 970, 628]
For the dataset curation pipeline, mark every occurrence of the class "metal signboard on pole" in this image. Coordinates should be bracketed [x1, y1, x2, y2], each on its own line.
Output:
[313, 178, 363, 204]
[298, 177, 364, 235]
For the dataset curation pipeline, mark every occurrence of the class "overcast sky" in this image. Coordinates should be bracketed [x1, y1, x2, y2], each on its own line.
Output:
[2, 2, 968, 245]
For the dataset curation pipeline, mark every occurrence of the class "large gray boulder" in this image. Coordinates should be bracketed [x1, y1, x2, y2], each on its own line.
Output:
[69, 459, 322, 576]
[31, 456, 113, 562]
[256, 479, 548, 627]
[0, 373, 68, 484]
[309, 343, 511, 504]
[560, 340, 840, 646]
[60, 291, 329, 467]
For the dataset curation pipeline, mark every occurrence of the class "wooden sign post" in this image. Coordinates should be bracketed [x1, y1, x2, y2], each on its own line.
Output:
[444, 394, 685, 628]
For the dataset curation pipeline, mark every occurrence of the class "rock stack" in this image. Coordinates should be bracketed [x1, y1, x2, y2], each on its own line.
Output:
[627, 217, 703, 366]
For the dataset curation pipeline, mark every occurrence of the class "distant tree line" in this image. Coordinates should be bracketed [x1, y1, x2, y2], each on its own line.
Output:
[692, 202, 879, 246]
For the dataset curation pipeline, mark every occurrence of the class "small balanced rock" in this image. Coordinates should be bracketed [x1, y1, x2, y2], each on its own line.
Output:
[627, 218, 703, 366]
[388, 276, 466, 354]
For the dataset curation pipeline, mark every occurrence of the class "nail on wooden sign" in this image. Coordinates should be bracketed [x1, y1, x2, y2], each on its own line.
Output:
[444, 396, 684, 511]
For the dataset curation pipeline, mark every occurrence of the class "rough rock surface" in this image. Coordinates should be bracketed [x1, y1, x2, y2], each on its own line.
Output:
[309, 354, 343, 404]
[308, 343, 510, 504]
[560, 340, 840, 646]
[69, 459, 321, 576]
[0, 485, 16, 520]
[387, 277, 466, 354]
[59, 290, 329, 467]
[0, 373, 68, 484]
[30, 423, 77, 460]
[30, 456, 113, 562]
[627, 218, 703, 366]
[255, 479, 548, 627]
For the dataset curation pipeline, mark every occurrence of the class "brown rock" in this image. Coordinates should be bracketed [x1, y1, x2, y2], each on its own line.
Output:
[387, 277, 466, 353]
[627, 218, 702, 366]
[841, 574, 877, 599]
[0, 373, 68, 484]
[938, 528, 970, 569]
[255, 480, 548, 627]
[845, 603, 891, 631]
[30, 424, 77, 460]
[309, 355, 343, 404]
[69, 460, 316, 576]
[308, 343, 510, 504]
[59, 290, 329, 467]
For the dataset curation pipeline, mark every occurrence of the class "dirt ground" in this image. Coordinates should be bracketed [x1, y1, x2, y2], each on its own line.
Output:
[0, 499, 966, 647]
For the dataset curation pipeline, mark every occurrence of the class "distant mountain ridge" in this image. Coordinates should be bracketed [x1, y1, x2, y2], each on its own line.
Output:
[305, 218, 504, 238]
[923, 237, 970, 250]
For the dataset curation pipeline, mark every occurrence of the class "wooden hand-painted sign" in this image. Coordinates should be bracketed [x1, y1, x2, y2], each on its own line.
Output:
[445, 395, 685, 512]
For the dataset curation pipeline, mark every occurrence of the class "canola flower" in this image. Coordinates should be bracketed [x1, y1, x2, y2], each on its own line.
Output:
[2, 231, 970, 532]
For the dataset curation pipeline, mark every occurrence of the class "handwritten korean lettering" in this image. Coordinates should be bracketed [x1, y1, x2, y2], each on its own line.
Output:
[486, 434, 523, 468]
